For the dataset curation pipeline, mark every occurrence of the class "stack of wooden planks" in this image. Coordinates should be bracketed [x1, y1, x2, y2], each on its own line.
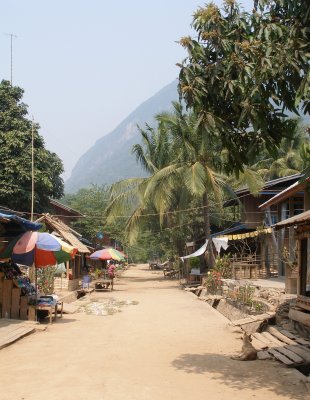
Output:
[231, 312, 276, 327]
[288, 295, 310, 328]
[232, 315, 310, 365]
[251, 325, 310, 366]
[0, 319, 40, 350]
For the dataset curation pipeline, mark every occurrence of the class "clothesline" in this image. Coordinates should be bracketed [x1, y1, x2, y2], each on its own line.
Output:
[180, 227, 273, 260]
[180, 237, 229, 261]
[217, 227, 272, 240]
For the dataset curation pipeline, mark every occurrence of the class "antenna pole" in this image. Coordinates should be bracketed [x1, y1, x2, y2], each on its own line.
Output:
[4, 33, 17, 85]
[31, 117, 35, 221]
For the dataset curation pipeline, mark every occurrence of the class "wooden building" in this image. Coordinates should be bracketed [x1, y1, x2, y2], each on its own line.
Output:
[274, 210, 310, 329]
[49, 199, 83, 226]
[35, 214, 90, 291]
[226, 174, 303, 230]
[260, 174, 310, 292]
[275, 210, 310, 296]
[224, 174, 305, 277]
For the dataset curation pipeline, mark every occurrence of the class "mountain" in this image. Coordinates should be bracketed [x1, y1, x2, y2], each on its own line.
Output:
[65, 80, 178, 193]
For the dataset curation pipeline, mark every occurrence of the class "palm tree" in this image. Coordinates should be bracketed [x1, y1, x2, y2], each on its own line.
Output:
[106, 103, 228, 265]
[106, 101, 267, 267]
[247, 119, 310, 180]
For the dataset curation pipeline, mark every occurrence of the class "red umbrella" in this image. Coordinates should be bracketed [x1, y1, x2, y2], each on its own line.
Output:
[89, 248, 125, 261]
[0, 231, 77, 267]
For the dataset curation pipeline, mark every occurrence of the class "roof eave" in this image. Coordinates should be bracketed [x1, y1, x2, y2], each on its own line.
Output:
[259, 177, 309, 210]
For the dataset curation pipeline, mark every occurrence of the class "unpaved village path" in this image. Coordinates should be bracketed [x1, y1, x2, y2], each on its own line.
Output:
[0, 264, 307, 400]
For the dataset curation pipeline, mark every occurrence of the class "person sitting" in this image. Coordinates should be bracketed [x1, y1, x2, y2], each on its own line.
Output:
[82, 269, 91, 289]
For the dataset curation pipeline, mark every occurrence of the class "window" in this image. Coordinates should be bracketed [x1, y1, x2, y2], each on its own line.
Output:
[293, 197, 304, 215]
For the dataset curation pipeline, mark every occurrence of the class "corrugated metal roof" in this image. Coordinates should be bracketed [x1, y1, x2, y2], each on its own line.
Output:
[234, 173, 303, 195]
[224, 174, 303, 207]
[50, 199, 83, 216]
[35, 214, 90, 253]
[211, 223, 250, 238]
[259, 177, 309, 210]
[274, 210, 310, 230]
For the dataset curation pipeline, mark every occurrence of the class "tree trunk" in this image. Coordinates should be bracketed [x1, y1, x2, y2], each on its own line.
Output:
[166, 213, 184, 258]
[203, 192, 215, 270]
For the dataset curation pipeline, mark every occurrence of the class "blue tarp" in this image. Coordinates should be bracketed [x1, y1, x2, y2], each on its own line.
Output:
[0, 212, 42, 232]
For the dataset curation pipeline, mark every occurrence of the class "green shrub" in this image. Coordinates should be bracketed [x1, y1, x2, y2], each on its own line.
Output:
[204, 270, 222, 294]
[237, 285, 255, 306]
[213, 254, 232, 278]
[37, 266, 56, 295]
[189, 257, 200, 268]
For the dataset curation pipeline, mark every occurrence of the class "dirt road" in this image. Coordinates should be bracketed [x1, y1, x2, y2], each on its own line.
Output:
[0, 264, 307, 400]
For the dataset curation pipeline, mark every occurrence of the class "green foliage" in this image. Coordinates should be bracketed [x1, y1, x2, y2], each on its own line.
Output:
[236, 285, 255, 306]
[254, 120, 310, 180]
[62, 184, 110, 243]
[37, 266, 56, 295]
[178, 1, 310, 174]
[102, 1, 310, 262]
[0, 80, 64, 212]
[252, 301, 263, 312]
[204, 270, 222, 294]
[189, 257, 200, 268]
[213, 254, 232, 278]
[106, 102, 231, 258]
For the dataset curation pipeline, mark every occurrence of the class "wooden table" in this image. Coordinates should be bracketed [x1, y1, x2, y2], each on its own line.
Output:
[36, 301, 63, 324]
[36, 303, 57, 324]
[188, 273, 205, 284]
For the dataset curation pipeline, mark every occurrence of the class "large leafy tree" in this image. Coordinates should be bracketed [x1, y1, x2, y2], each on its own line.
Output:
[178, 0, 310, 174]
[0, 80, 64, 212]
[62, 184, 110, 242]
[256, 0, 310, 113]
[248, 119, 310, 180]
[63, 184, 133, 257]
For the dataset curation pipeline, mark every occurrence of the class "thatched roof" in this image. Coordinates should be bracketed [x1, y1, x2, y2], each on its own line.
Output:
[35, 214, 90, 253]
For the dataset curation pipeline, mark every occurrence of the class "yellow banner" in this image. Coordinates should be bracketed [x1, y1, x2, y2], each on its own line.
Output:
[218, 227, 272, 241]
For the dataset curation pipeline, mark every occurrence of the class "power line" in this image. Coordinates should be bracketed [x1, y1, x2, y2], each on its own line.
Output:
[9, 200, 276, 222]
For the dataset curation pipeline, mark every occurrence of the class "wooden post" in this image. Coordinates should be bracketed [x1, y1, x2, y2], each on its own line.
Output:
[11, 287, 21, 319]
[0, 271, 4, 313]
[288, 197, 295, 264]
[19, 296, 28, 320]
[28, 305, 36, 321]
[297, 238, 301, 295]
[2, 279, 13, 318]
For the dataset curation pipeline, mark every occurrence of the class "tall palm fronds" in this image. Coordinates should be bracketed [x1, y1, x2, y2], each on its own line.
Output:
[247, 119, 310, 180]
[105, 102, 231, 258]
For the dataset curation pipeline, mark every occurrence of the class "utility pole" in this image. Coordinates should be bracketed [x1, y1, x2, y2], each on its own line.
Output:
[31, 117, 35, 221]
[4, 33, 17, 85]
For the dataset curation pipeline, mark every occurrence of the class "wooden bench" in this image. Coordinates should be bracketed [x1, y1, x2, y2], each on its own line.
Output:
[149, 262, 163, 270]
[35, 304, 57, 324]
[163, 269, 179, 279]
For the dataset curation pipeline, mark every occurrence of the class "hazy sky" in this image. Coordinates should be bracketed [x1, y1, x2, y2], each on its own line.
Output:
[1, 0, 253, 179]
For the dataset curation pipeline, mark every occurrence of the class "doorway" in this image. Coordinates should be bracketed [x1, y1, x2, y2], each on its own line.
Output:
[300, 238, 309, 297]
